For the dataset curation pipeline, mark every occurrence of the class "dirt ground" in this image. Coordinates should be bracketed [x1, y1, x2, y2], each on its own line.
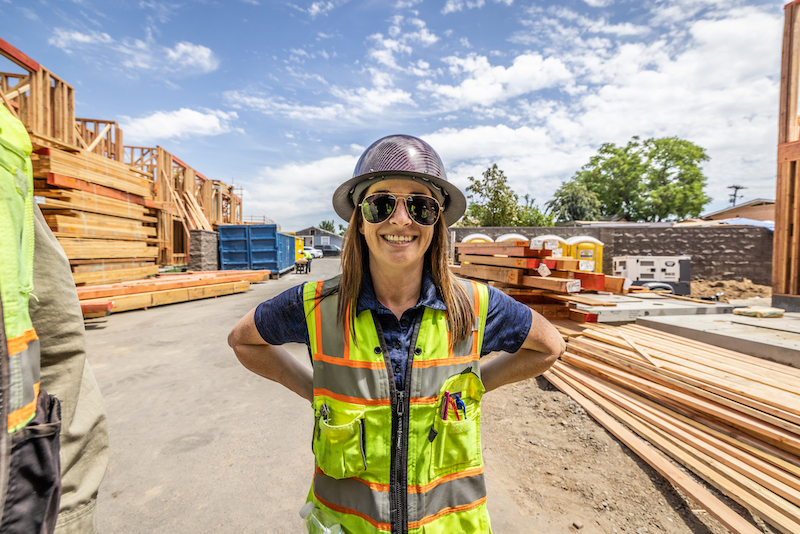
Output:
[481, 369, 768, 534]
[690, 279, 771, 302]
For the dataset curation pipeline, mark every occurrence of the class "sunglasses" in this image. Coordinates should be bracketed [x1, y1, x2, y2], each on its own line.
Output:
[359, 193, 442, 227]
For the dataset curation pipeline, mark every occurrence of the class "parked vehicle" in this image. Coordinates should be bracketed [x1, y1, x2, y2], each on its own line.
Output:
[319, 244, 341, 257]
[304, 246, 324, 258]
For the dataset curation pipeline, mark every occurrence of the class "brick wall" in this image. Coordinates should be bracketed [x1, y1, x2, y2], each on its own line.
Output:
[451, 226, 773, 285]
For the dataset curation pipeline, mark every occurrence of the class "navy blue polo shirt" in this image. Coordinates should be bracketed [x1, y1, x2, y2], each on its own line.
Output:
[254, 270, 533, 390]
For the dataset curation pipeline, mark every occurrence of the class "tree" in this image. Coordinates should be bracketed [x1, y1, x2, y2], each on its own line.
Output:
[546, 181, 602, 223]
[517, 194, 555, 227]
[463, 164, 519, 226]
[338, 223, 348, 236]
[319, 220, 336, 233]
[573, 136, 711, 221]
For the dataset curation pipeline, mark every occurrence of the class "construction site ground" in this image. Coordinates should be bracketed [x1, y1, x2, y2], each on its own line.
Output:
[88, 258, 748, 534]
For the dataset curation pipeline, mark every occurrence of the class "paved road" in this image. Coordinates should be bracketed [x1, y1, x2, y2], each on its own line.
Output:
[89, 258, 530, 533]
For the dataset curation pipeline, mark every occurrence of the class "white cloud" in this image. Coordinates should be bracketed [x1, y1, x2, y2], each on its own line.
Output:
[584, 0, 614, 7]
[442, 0, 485, 15]
[420, 53, 572, 107]
[245, 155, 357, 228]
[165, 42, 219, 72]
[395, 0, 422, 7]
[308, 1, 336, 18]
[48, 28, 220, 75]
[119, 108, 241, 143]
[367, 17, 439, 73]
[48, 29, 112, 51]
[224, 74, 414, 123]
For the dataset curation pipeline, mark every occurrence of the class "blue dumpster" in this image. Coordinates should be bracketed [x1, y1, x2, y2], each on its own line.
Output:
[217, 224, 296, 273]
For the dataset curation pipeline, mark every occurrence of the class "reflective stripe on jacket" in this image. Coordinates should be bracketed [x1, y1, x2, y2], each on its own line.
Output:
[0, 103, 61, 533]
[303, 276, 491, 534]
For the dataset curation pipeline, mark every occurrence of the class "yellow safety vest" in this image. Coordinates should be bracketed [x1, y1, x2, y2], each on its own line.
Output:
[0, 103, 42, 437]
[303, 276, 491, 534]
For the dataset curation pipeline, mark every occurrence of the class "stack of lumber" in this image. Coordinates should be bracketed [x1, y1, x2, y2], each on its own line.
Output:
[546, 324, 800, 534]
[79, 271, 267, 317]
[451, 240, 627, 323]
[32, 146, 160, 285]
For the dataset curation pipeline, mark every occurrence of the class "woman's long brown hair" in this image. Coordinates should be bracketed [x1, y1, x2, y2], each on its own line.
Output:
[336, 208, 475, 348]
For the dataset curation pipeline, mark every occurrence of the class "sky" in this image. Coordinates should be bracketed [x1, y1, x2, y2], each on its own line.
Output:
[0, 0, 786, 231]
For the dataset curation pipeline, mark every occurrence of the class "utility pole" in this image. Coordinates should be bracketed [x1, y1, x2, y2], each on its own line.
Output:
[728, 185, 746, 206]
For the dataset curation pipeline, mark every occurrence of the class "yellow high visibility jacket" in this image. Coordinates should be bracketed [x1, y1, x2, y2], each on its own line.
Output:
[303, 276, 491, 534]
[0, 103, 42, 436]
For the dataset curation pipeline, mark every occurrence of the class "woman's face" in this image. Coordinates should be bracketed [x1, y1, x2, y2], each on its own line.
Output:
[359, 178, 436, 274]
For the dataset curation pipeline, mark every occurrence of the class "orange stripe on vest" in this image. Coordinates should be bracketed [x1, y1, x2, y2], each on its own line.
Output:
[6, 329, 38, 356]
[312, 353, 386, 369]
[313, 388, 391, 406]
[8, 382, 39, 431]
[314, 492, 391, 532]
[412, 354, 476, 368]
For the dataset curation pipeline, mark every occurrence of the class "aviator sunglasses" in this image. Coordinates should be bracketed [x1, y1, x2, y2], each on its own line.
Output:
[359, 193, 442, 227]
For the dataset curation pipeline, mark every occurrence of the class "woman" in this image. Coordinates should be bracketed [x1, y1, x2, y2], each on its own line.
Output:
[228, 134, 565, 534]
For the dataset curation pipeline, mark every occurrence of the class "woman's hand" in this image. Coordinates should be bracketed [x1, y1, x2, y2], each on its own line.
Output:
[228, 307, 314, 402]
[480, 311, 566, 393]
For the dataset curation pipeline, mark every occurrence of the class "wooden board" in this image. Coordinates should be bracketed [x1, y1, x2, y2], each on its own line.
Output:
[46, 173, 158, 209]
[77, 273, 265, 299]
[544, 369, 764, 534]
[72, 265, 157, 286]
[36, 189, 152, 221]
[80, 281, 251, 315]
[452, 262, 523, 285]
[58, 238, 158, 260]
[458, 254, 540, 269]
[520, 275, 581, 293]
[453, 244, 552, 257]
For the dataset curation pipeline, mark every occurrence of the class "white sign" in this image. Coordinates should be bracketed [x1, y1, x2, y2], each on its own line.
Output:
[579, 260, 595, 272]
[537, 264, 551, 277]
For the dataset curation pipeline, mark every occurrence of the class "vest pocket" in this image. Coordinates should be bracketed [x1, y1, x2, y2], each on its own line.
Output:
[313, 407, 367, 479]
[430, 371, 484, 477]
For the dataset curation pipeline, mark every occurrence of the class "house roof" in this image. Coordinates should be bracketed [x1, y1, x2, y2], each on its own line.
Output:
[701, 198, 774, 219]
[294, 226, 341, 238]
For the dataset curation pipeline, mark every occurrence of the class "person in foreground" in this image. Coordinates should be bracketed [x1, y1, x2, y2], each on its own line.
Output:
[228, 134, 565, 533]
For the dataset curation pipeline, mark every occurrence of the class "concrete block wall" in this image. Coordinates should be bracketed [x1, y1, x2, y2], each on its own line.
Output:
[451, 226, 773, 285]
[189, 229, 219, 272]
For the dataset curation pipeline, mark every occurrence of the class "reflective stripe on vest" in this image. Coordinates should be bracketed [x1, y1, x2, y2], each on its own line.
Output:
[303, 277, 491, 533]
[0, 103, 41, 434]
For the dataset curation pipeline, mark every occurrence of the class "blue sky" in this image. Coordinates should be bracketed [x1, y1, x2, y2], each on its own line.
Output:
[0, 0, 785, 230]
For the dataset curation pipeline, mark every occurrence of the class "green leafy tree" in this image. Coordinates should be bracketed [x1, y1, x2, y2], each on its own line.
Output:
[464, 164, 519, 226]
[546, 181, 602, 223]
[517, 194, 555, 227]
[640, 137, 711, 221]
[338, 223, 348, 236]
[319, 220, 336, 233]
[573, 136, 711, 221]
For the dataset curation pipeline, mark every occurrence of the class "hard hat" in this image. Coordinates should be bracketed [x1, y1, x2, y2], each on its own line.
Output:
[332, 134, 467, 227]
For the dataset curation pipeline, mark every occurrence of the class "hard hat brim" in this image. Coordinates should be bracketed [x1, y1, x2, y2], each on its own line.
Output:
[332, 170, 467, 227]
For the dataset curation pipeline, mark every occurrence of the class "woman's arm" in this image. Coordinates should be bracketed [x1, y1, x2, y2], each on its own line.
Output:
[228, 307, 314, 402]
[480, 310, 565, 393]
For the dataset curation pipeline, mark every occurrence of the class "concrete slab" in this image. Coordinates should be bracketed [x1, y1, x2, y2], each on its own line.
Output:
[573, 293, 734, 323]
[636, 313, 800, 369]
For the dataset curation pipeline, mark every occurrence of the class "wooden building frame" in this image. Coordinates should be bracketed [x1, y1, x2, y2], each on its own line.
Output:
[775, 1, 800, 310]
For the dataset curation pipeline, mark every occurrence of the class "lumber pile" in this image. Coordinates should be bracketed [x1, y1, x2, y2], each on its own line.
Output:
[452, 240, 628, 322]
[33, 147, 160, 286]
[79, 271, 267, 317]
[546, 324, 800, 534]
[1, 38, 243, 284]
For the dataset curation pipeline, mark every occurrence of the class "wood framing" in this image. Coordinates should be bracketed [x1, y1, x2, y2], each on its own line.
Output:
[774, 1, 800, 303]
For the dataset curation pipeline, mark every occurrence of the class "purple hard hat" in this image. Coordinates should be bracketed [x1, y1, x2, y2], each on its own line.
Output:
[332, 134, 467, 226]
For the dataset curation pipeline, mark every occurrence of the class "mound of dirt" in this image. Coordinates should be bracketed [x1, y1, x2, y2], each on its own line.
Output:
[690, 279, 771, 302]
